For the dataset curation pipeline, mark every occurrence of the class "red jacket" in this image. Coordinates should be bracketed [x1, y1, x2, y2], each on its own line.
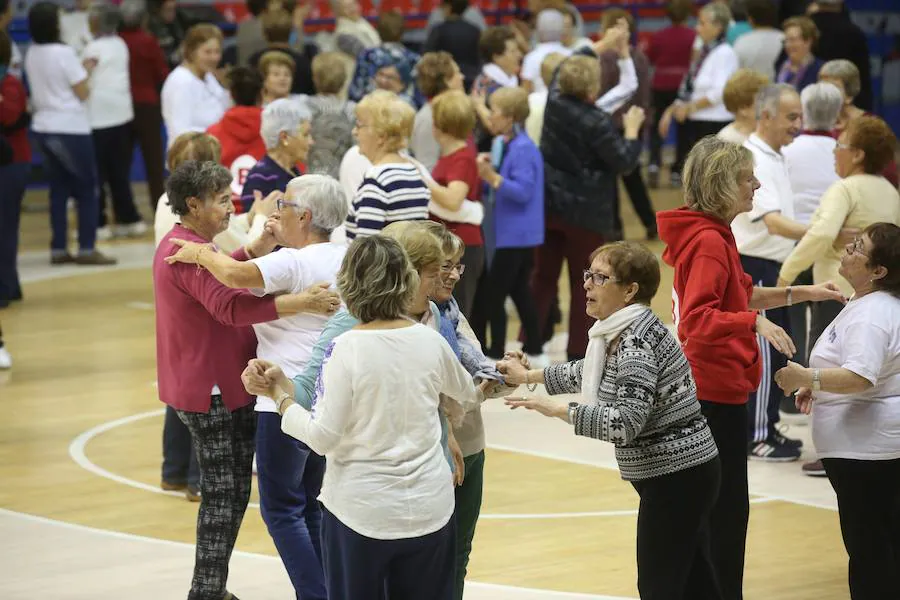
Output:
[207, 106, 267, 172]
[119, 27, 169, 105]
[0, 74, 31, 163]
[153, 224, 278, 413]
[657, 207, 761, 404]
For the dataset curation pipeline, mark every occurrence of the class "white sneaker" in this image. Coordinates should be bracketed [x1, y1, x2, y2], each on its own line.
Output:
[526, 353, 550, 369]
[96, 226, 114, 241]
[118, 221, 149, 238]
[0, 347, 11, 369]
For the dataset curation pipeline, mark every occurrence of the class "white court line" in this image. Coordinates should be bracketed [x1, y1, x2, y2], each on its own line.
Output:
[67, 409, 779, 519]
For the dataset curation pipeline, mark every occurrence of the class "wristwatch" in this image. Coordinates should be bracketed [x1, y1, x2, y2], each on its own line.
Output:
[811, 368, 821, 392]
[567, 401, 579, 424]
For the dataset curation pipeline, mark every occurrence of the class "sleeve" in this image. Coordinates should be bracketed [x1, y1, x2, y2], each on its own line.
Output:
[520, 52, 540, 83]
[585, 113, 642, 175]
[595, 57, 637, 114]
[281, 339, 354, 455]
[61, 47, 89, 85]
[162, 76, 200, 141]
[175, 261, 278, 327]
[779, 182, 851, 284]
[677, 252, 758, 344]
[437, 338, 480, 424]
[839, 317, 889, 386]
[496, 145, 539, 205]
[543, 360, 584, 395]
[292, 311, 356, 410]
[572, 335, 658, 445]
[698, 47, 738, 107]
[252, 250, 303, 295]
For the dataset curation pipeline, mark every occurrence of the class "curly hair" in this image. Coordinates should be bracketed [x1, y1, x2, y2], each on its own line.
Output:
[416, 51, 457, 98]
[165, 161, 233, 216]
[845, 115, 898, 175]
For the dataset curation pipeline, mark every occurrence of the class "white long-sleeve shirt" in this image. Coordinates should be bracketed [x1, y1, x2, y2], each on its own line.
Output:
[281, 323, 478, 540]
[161, 65, 230, 149]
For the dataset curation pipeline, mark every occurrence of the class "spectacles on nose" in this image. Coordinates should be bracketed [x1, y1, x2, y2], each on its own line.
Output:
[849, 237, 868, 257]
[276, 199, 301, 211]
[835, 142, 852, 151]
[440, 263, 466, 276]
[583, 270, 617, 286]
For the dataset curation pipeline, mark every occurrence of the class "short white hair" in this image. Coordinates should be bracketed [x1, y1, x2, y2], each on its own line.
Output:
[260, 99, 311, 150]
[536, 9, 565, 43]
[801, 82, 843, 131]
[284, 174, 347, 234]
[755, 83, 799, 120]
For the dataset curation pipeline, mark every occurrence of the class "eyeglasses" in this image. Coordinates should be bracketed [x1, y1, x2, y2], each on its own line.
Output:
[583, 270, 617, 286]
[276, 199, 301, 211]
[835, 142, 853, 151]
[441, 263, 466, 276]
[849, 237, 869, 257]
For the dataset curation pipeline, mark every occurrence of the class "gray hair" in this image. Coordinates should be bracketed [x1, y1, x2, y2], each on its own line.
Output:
[307, 111, 355, 179]
[260, 98, 312, 150]
[337, 235, 419, 323]
[755, 83, 799, 120]
[89, 2, 122, 36]
[165, 161, 233, 216]
[536, 9, 565, 43]
[820, 59, 861, 100]
[284, 174, 348, 235]
[801, 82, 843, 131]
[119, 0, 146, 28]
[701, 2, 733, 32]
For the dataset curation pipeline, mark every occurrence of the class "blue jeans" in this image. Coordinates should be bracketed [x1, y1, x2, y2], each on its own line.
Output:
[33, 132, 99, 253]
[256, 412, 327, 600]
[0, 162, 29, 303]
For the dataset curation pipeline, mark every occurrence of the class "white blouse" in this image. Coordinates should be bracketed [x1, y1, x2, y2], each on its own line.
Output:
[161, 65, 230, 148]
[689, 43, 739, 122]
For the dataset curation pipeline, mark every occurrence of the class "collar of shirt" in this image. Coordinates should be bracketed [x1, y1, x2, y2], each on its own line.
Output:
[746, 133, 784, 160]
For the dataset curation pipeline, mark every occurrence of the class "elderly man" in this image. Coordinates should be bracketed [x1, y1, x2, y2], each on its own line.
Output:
[165, 173, 347, 600]
[520, 9, 571, 94]
[730, 83, 808, 462]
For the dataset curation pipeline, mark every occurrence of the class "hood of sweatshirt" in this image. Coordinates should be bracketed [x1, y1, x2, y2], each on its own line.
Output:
[656, 206, 735, 267]
[215, 106, 263, 144]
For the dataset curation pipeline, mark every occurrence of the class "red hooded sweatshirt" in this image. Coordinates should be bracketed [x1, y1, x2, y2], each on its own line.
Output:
[206, 106, 267, 173]
[657, 207, 762, 404]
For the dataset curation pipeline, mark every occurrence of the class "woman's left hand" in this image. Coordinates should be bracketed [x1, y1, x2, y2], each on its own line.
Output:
[448, 430, 465, 486]
[164, 239, 214, 265]
[805, 281, 847, 304]
[505, 395, 568, 420]
[672, 102, 690, 123]
[795, 386, 815, 415]
[774, 360, 809, 394]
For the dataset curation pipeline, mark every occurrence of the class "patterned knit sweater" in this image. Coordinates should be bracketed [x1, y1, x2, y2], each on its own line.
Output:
[543, 310, 718, 481]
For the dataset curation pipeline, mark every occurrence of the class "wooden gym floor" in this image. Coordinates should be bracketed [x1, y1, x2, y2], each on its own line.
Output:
[0, 182, 850, 599]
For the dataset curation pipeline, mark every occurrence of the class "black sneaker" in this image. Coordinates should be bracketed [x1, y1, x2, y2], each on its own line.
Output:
[748, 437, 801, 462]
[772, 427, 803, 449]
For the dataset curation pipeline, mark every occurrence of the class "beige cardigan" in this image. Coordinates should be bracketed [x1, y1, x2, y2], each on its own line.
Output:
[780, 174, 900, 296]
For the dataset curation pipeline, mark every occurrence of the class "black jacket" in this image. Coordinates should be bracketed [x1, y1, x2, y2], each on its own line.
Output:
[540, 50, 642, 235]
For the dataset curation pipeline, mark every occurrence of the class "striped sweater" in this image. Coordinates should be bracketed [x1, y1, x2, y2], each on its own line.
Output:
[544, 310, 718, 481]
[345, 162, 431, 239]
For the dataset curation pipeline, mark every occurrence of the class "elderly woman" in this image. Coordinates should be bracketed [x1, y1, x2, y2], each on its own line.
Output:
[258, 50, 294, 106]
[251, 234, 476, 599]
[119, 0, 169, 208]
[164, 174, 347, 600]
[534, 53, 646, 360]
[306, 51, 356, 121]
[819, 59, 898, 188]
[500, 241, 721, 599]
[348, 10, 419, 105]
[776, 16, 822, 91]
[470, 26, 523, 151]
[659, 2, 740, 182]
[717, 68, 770, 145]
[154, 160, 338, 600]
[775, 223, 900, 600]
[160, 23, 230, 148]
[656, 136, 845, 598]
[239, 99, 311, 213]
[345, 90, 431, 239]
[410, 51, 466, 170]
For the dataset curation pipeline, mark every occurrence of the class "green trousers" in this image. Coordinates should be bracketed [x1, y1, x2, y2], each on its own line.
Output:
[454, 450, 485, 600]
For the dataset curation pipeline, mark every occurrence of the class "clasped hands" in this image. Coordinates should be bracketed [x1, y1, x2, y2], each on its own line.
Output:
[496, 352, 570, 420]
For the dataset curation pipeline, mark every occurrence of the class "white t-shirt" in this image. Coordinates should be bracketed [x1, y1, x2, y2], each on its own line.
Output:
[60, 11, 92, 56]
[83, 36, 134, 129]
[731, 134, 797, 262]
[250, 243, 347, 412]
[281, 324, 478, 539]
[24, 43, 91, 134]
[810, 291, 900, 460]
[521, 41, 573, 94]
[689, 43, 739, 122]
[716, 123, 750, 145]
[733, 29, 785, 81]
[782, 134, 840, 226]
[161, 65, 230, 149]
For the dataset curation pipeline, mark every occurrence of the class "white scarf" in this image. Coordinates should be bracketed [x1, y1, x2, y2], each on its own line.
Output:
[581, 304, 650, 404]
[482, 63, 519, 89]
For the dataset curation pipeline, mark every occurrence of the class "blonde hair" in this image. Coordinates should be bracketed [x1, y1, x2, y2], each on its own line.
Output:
[356, 90, 415, 153]
[312, 52, 348, 94]
[259, 50, 296, 78]
[540, 52, 566, 87]
[380, 221, 445, 272]
[490, 86, 530, 123]
[166, 132, 222, 171]
[419, 220, 465, 261]
[338, 235, 418, 323]
[682, 136, 754, 221]
[431, 90, 476, 140]
[558, 55, 600, 102]
[722, 69, 770, 114]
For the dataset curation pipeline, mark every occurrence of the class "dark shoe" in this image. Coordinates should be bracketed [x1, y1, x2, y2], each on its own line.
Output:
[186, 484, 201, 502]
[51, 253, 76, 265]
[647, 165, 660, 189]
[161, 479, 187, 492]
[646, 228, 658, 241]
[772, 426, 803, 449]
[748, 437, 801, 462]
[75, 251, 117, 266]
[802, 459, 827, 477]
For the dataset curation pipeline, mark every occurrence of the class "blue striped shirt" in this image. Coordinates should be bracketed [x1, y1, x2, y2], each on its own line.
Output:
[345, 163, 431, 239]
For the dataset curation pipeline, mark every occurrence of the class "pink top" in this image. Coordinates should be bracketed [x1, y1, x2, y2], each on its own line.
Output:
[646, 25, 696, 91]
[153, 224, 278, 413]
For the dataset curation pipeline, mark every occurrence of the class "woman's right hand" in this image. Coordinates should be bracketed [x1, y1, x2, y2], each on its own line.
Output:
[658, 106, 674, 139]
[756, 314, 796, 357]
[623, 106, 646, 139]
[497, 356, 529, 386]
[795, 387, 814, 415]
[299, 282, 341, 315]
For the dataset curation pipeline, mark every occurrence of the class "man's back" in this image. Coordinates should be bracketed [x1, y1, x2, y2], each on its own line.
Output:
[424, 19, 482, 91]
[812, 11, 872, 110]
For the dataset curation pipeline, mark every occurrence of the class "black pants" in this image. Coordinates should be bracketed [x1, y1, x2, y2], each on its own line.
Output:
[454, 244, 485, 318]
[787, 268, 813, 365]
[0, 162, 28, 305]
[631, 458, 723, 600]
[650, 89, 679, 168]
[612, 166, 657, 235]
[675, 119, 733, 175]
[93, 122, 140, 227]
[809, 299, 843, 352]
[320, 506, 456, 600]
[132, 102, 166, 207]
[741, 254, 789, 443]
[177, 398, 257, 600]
[823, 458, 900, 600]
[162, 405, 200, 488]
[472, 246, 542, 357]
[699, 401, 749, 600]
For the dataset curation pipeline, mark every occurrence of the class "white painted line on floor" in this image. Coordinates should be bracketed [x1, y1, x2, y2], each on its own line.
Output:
[126, 301, 155, 311]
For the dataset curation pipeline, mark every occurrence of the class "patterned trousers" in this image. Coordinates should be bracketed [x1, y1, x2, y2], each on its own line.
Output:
[177, 397, 257, 600]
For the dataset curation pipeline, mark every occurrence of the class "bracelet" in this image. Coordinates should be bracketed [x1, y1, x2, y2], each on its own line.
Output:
[786, 286, 793, 307]
[276, 393, 291, 414]
[525, 369, 537, 392]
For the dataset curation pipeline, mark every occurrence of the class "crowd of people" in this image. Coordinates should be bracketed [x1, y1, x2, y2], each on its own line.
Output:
[1, 0, 900, 598]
